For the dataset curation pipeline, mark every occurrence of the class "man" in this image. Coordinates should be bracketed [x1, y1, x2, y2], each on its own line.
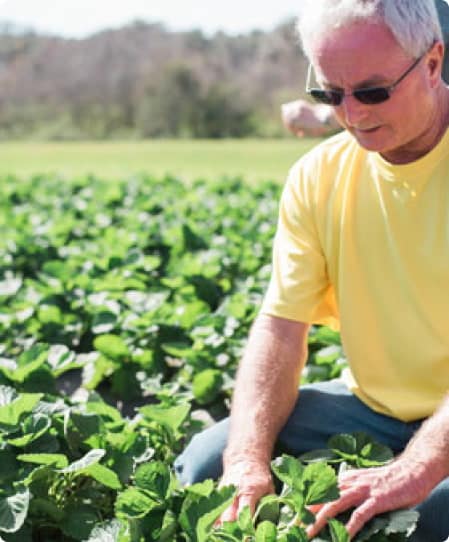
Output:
[282, 0, 449, 139]
[175, 1, 449, 540]
[281, 99, 341, 137]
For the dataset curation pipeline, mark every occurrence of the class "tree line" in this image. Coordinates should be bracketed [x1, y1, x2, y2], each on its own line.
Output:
[0, 20, 308, 140]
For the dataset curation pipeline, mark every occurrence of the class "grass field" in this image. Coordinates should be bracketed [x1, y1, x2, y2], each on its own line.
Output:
[0, 138, 321, 183]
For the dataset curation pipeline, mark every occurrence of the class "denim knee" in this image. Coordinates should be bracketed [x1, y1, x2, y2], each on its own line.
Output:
[411, 477, 449, 542]
[174, 418, 229, 485]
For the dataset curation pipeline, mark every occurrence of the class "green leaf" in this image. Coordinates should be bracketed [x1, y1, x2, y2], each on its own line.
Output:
[328, 434, 359, 464]
[86, 400, 123, 424]
[85, 519, 122, 542]
[355, 508, 419, 541]
[28, 497, 65, 523]
[139, 403, 190, 433]
[62, 504, 99, 540]
[17, 344, 49, 369]
[255, 495, 280, 525]
[278, 526, 308, 542]
[83, 463, 122, 489]
[182, 223, 208, 251]
[86, 519, 121, 542]
[11, 345, 49, 383]
[22, 429, 59, 454]
[158, 509, 178, 542]
[17, 453, 69, 469]
[353, 514, 388, 542]
[82, 354, 117, 390]
[271, 454, 304, 492]
[255, 521, 277, 542]
[0, 449, 19, 484]
[237, 505, 254, 534]
[0, 385, 16, 407]
[184, 479, 215, 497]
[0, 275, 22, 297]
[47, 344, 79, 376]
[92, 311, 118, 335]
[160, 342, 192, 358]
[328, 519, 349, 542]
[58, 448, 105, 474]
[69, 411, 103, 441]
[0, 392, 43, 426]
[0, 488, 30, 533]
[303, 463, 339, 505]
[328, 433, 394, 468]
[179, 485, 236, 542]
[134, 461, 170, 500]
[214, 521, 243, 540]
[308, 326, 341, 346]
[115, 487, 161, 519]
[7, 413, 51, 447]
[314, 345, 342, 365]
[358, 442, 393, 467]
[192, 369, 223, 405]
[37, 304, 62, 324]
[93, 334, 130, 361]
[328, 434, 357, 456]
[42, 260, 72, 281]
[298, 449, 339, 464]
[20, 465, 54, 487]
[384, 509, 419, 536]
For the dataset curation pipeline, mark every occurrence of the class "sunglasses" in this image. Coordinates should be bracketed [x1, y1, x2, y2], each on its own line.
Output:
[305, 54, 424, 106]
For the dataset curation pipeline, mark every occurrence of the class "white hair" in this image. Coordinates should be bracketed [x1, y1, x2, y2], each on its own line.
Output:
[297, 0, 443, 60]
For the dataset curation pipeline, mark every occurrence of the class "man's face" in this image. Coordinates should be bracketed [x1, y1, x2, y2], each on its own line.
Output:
[310, 21, 443, 163]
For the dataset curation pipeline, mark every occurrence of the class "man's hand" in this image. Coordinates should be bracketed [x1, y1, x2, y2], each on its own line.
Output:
[216, 459, 274, 525]
[215, 316, 309, 526]
[306, 456, 443, 540]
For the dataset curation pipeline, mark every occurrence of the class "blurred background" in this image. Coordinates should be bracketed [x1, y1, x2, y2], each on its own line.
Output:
[0, 1, 319, 181]
[0, 1, 310, 141]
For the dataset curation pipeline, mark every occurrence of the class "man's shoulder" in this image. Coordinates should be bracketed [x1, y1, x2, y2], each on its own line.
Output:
[289, 130, 359, 180]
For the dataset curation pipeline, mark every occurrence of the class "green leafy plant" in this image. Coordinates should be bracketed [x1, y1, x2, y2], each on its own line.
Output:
[0, 175, 419, 540]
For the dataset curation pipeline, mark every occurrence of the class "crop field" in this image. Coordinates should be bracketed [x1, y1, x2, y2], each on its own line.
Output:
[0, 165, 419, 539]
[0, 139, 318, 184]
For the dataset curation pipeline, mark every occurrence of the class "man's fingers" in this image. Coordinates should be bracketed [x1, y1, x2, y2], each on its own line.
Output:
[216, 497, 239, 526]
[307, 503, 325, 514]
[339, 466, 384, 484]
[345, 498, 379, 538]
[306, 491, 360, 538]
[237, 494, 257, 515]
[216, 491, 263, 528]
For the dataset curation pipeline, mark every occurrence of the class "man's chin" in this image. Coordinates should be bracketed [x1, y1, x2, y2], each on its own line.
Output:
[349, 126, 390, 152]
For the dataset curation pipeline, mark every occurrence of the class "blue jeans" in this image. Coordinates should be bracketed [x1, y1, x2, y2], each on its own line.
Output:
[175, 380, 449, 542]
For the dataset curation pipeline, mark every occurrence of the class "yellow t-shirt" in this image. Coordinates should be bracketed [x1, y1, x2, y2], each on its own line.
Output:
[261, 129, 449, 422]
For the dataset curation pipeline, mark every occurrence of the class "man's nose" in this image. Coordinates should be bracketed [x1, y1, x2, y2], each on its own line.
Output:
[340, 94, 370, 126]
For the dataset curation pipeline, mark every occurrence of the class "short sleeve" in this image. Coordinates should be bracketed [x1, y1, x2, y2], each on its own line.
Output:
[260, 161, 339, 329]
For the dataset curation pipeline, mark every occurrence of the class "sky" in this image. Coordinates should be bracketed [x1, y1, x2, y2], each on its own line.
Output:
[0, 0, 301, 38]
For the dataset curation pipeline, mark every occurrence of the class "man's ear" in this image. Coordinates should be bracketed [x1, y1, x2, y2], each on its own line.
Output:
[427, 41, 445, 87]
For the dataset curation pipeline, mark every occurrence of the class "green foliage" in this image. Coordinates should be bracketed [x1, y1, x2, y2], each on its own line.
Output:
[135, 64, 255, 139]
[93, 335, 131, 361]
[0, 175, 420, 540]
[299, 433, 394, 469]
[212, 450, 417, 542]
[192, 369, 223, 405]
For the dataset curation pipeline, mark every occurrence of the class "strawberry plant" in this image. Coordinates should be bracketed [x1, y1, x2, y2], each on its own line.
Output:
[0, 174, 418, 540]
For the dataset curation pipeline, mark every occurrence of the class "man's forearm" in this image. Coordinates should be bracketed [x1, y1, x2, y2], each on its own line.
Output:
[223, 314, 309, 467]
[400, 393, 449, 480]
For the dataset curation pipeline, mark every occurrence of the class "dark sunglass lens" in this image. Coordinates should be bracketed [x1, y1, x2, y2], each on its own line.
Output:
[355, 87, 390, 104]
[310, 89, 342, 106]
